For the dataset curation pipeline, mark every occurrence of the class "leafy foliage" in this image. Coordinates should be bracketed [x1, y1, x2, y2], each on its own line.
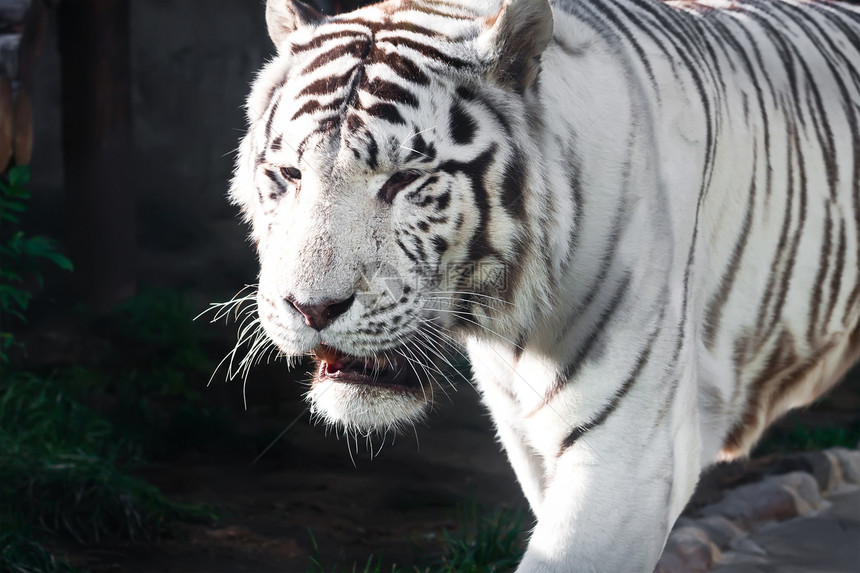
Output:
[0, 165, 72, 364]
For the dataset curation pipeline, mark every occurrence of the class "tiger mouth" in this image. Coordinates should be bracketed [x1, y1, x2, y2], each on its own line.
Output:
[312, 344, 424, 391]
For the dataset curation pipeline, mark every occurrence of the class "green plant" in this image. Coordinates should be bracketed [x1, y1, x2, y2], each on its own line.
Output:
[0, 169, 222, 572]
[0, 532, 82, 573]
[305, 530, 404, 573]
[754, 420, 860, 456]
[0, 165, 72, 364]
[433, 504, 527, 572]
[95, 287, 213, 398]
[0, 371, 217, 573]
[64, 288, 243, 460]
[304, 501, 527, 573]
[0, 372, 216, 543]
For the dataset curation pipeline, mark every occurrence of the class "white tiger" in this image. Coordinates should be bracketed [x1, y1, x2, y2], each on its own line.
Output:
[229, 0, 860, 570]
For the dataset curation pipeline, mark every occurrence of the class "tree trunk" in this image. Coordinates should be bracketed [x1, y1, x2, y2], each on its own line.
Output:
[1, 0, 41, 171]
[59, 0, 135, 309]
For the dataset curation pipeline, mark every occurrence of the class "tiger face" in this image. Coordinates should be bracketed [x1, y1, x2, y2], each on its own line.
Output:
[231, 1, 552, 433]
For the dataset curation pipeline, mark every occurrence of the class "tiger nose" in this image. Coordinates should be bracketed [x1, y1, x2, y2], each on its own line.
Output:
[288, 294, 355, 331]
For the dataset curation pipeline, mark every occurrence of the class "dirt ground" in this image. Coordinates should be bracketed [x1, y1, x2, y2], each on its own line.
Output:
[58, 348, 860, 573]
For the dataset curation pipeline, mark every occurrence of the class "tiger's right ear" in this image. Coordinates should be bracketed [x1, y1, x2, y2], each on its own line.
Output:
[266, 0, 323, 48]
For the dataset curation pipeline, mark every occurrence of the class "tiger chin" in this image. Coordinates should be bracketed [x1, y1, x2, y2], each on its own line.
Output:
[306, 343, 433, 434]
[230, 0, 860, 571]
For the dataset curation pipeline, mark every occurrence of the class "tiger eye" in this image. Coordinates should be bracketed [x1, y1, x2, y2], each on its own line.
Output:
[280, 166, 301, 181]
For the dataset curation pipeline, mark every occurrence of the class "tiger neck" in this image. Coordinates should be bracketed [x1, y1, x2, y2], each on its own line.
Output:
[511, 14, 679, 363]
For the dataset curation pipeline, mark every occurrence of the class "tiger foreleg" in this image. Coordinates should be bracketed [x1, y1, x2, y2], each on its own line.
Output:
[513, 372, 702, 572]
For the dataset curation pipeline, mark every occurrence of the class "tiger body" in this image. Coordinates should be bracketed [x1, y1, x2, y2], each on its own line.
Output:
[231, 0, 860, 571]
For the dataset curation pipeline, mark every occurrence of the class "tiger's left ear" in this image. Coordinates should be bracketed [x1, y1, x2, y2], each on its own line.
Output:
[478, 0, 554, 92]
[266, 0, 323, 48]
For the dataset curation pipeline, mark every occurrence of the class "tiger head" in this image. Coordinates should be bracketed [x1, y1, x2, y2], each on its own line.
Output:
[231, 0, 555, 434]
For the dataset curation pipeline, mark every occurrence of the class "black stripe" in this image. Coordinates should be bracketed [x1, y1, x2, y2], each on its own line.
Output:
[366, 134, 379, 170]
[291, 30, 364, 54]
[438, 146, 498, 262]
[431, 235, 448, 255]
[362, 102, 406, 125]
[456, 86, 512, 137]
[564, 150, 584, 268]
[448, 100, 476, 145]
[767, 118, 809, 335]
[703, 145, 757, 350]
[587, 0, 656, 86]
[403, 175, 439, 204]
[298, 69, 357, 98]
[335, 17, 442, 40]
[346, 113, 365, 133]
[560, 274, 632, 382]
[807, 206, 833, 344]
[753, 112, 796, 342]
[822, 217, 847, 333]
[378, 36, 471, 70]
[395, 232, 420, 263]
[290, 97, 345, 122]
[500, 148, 527, 220]
[360, 76, 418, 107]
[403, 131, 436, 163]
[371, 46, 429, 85]
[264, 96, 281, 144]
[300, 39, 371, 75]
[560, 325, 659, 454]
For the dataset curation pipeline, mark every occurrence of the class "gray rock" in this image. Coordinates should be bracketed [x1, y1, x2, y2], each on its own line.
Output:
[709, 482, 860, 573]
[772, 472, 822, 514]
[655, 526, 722, 573]
[775, 450, 838, 492]
[695, 515, 745, 549]
[828, 448, 860, 485]
[700, 472, 818, 526]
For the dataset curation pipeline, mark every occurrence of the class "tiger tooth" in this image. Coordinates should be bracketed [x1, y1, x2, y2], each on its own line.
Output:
[313, 344, 338, 364]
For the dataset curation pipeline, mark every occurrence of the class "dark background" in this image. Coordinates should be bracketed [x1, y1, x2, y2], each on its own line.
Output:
[29, 0, 268, 307]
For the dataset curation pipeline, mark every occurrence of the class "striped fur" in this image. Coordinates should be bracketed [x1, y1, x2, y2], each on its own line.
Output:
[230, 1, 860, 570]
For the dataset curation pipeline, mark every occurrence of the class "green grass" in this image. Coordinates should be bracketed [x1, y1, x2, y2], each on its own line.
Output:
[2, 163, 225, 573]
[432, 504, 527, 572]
[305, 502, 527, 573]
[0, 533, 83, 573]
[104, 288, 213, 378]
[0, 288, 226, 573]
[0, 372, 215, 547]
[306, 530, 402, 573]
